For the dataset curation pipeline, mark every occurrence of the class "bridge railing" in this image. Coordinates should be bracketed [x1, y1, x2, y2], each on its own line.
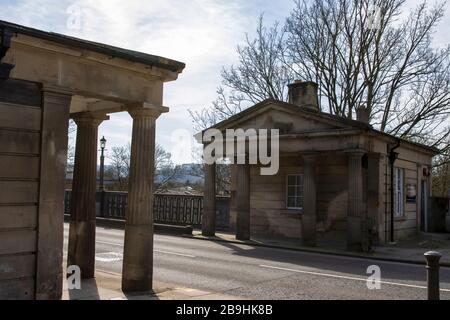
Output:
[64, 190, 230, 230]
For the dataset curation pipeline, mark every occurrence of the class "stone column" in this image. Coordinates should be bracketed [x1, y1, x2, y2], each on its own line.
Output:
[229, 164, 238, 231]
[36, 88, 71, 300]
[67, 112, 108, 279]
[236, 163, 250, 240]
[347, 150, 366, 251]
[202, 163, 216, 236]
[367, 153, 381, 245]
[302, 154, 318, 246]
[122, 105, 168, 293]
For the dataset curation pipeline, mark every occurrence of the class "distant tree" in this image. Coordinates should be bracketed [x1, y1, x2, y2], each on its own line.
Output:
[216, 163, 231, 196]
[66, 120, 77, 173]
[432, 140, 450, 197]
[106, 143, 181, 192]
[106, 144, 131, 191]
[155, 144, 172, 170]
[188, 147, 231, 196]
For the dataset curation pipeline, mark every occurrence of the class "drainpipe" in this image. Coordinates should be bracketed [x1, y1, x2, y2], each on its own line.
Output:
[389, 140, 401, 243]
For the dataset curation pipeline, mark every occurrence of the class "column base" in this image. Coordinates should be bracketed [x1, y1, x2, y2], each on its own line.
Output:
[67, 220, 96, 279]
[347, 216, 363, 252]
[202, 230, 216, 237]
[122, 224, 153, 293]
[121, 279, 153, 294]
[236, 233, 250, 241]
[236, 213, 251, 241]
[301, 214, 317, 247]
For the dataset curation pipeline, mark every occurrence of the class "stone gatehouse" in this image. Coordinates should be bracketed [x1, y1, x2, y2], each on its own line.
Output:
[198, 81, 439, 251]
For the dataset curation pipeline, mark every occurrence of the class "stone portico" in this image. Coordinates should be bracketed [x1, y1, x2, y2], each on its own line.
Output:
[199, 81, 438, 251]
[0, 21, 184, 299]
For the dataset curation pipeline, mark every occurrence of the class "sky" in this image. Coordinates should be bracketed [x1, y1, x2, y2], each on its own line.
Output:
[1, 0, 449, 164]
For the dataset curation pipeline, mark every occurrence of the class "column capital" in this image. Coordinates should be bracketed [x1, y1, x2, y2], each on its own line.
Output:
[41, 84, 75, 96]
[127, 102, 169, 119]
[41, 85, 73, 107]
[71, 112, 110, 126]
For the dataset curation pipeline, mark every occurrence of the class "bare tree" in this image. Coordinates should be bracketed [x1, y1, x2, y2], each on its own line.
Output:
[188, 161, 231, 196]
[285, 0, 450, 149]
[106, 143, 181, 192]
[189, 15, 293, 132]
[186, 146, 231, 195]
[191, 0, 450, 154]
[154, 145, 182, 192]
[106, 144, 131, 191]
[432, 137, 450, 197]
[189, 87, 245, 133]
[66, 120, 77, 172]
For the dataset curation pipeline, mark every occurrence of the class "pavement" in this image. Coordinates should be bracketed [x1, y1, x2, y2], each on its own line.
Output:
[188, 230, 450, 266]
[62, 269, 242, 300]
[63, 224, 450, 300]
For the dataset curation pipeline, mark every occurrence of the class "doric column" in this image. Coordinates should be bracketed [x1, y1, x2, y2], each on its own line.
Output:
[229, 164, 238, 230]
[202, 163, 216, 236]
[302, 154, 318, 246]
[236, 163, 250, 240]
[367, 153, 381, 244]
[36, 88, 71, 300]
[346, 150, 366, 251]
[122, 104, 168, 293]
[67, 112, 108, 279]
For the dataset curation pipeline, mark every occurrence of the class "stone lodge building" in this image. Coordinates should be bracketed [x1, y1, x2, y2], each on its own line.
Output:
[199, 81, 439, 251]
[0, 21, 184, 299]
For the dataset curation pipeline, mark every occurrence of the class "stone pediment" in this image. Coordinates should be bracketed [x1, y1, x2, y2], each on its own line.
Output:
[218, 101, 347, 134]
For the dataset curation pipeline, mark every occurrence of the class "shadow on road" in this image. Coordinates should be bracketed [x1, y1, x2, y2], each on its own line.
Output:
[210, 238, 450, 285]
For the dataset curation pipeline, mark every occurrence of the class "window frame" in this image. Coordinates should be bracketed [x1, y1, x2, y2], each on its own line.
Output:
[394, 167, 405, 218]
[286, 174, 304, 210]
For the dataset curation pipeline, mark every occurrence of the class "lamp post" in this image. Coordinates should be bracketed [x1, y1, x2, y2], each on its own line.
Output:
[99, 136, 106, 217]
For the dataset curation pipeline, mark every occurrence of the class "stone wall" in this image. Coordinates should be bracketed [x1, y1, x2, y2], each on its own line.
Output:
[429, 197, 449, 233]
[0, 79, 42, 300]
[249, 154, 351, 240]
[0, 79, 70, 300]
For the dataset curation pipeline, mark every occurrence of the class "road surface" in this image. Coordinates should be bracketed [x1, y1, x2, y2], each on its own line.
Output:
[63, 224, 450, 300]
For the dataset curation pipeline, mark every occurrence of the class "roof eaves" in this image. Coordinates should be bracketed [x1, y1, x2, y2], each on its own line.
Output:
[0, 20, 186, 73]
[195, 98, 442, 156]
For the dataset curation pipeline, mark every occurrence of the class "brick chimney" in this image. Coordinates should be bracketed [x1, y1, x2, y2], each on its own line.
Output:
[288, 80, 319, 111]
[356, 105, 370, 124]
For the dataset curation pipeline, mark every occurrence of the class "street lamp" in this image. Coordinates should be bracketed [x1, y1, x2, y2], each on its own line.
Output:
[99, 136, 106, 216]
[100, 136, 107, 151]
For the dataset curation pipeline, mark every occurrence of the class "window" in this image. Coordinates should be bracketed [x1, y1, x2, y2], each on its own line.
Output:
[394, 168, 405, 218]
[286, 175, 304, 209]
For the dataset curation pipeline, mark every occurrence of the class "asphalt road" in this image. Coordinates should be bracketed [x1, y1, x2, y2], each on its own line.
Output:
[63, 224, 450, 300]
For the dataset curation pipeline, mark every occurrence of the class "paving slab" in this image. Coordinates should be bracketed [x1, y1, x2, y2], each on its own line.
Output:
[62, 268, 240, 300]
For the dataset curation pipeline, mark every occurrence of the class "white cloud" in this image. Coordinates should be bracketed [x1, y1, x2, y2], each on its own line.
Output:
[1, 0, 448, 164]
